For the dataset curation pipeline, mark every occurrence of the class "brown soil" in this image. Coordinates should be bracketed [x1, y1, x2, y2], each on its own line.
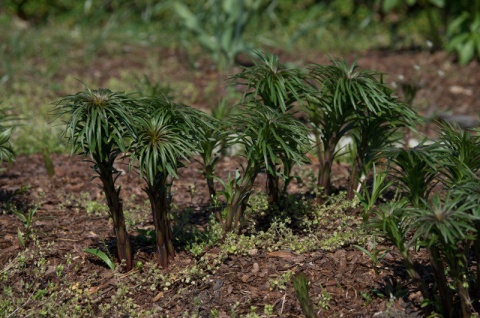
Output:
[1, 48, 479, 317]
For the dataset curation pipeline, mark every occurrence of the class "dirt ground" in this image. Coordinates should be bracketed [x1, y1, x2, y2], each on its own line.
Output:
[1, 48, 479, 317]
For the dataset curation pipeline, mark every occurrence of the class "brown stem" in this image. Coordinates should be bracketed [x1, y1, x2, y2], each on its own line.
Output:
[428, 247, 453, 317]
[98, 162, 133, 271]
[347, 156, 361, 200]
[145, 175, 175, 268]
[266, 171, 279, 210]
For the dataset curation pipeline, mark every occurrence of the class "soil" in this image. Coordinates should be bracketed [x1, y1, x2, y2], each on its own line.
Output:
[1, 47, 479, 317]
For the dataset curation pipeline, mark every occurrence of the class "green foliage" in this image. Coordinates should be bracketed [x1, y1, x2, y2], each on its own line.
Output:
[83, 248, 115, 270]
[387, 142, 440, 206]
[129, 96, 212, 268]
[0, 108, 16, 163]
[229, 50, 308, 113]
[54, 86, 135, 271]
[13, 205, 39, 247]
[293, 273, 316, 318]
[370, 123, 480, 317]
[223, 103, 311, 232]
[173, 0, 263, 68]
[307, 58, 417, 198]
[354, 236, 390, 275]
[228, 50, 311, 211]
[447, 12, 480, 65]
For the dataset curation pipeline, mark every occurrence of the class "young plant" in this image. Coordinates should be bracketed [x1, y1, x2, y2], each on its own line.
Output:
[129, 97, 206, 268]
[84, 248, 115, 270]
[408, 194, 479, 317]
[54, 87, 136, 271]
[347, 101, 418, 200]
[307, 58, 416, 199]
[293, 273, 316, 318]
[353, 236, 390, 275]
[355, 163, 392, 221]
[195, 114, 230, 208]
[228, 51, 310, 208]
[0, 108, 16, 163]
[224, 104, 310, 232]
[13, 205, 39, 248]
[386, 143, 441, 207]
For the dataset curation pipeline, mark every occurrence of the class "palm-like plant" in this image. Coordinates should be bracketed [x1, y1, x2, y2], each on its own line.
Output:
[228, 50, 310, 208]
[387, 143, 441, 207]
[129, 97, 206, 267]
[436, 122, 480, 187]
[54, 88, 136, 271]
[224, 104, 310, 232]
[195, 115, 231, 221]
[408, 194, 479, 317]
[308, 58, 416, 198]
[0, 108, 16, 163]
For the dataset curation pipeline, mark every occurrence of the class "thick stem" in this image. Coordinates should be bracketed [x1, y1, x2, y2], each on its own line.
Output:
[146, 174, 175, 268]
[224, 170, 256, 233]
[266, 171, 279, 210]
[98, 162, 133, 271]
[347, 156, 361, 200]
[428, 247, 453, 317]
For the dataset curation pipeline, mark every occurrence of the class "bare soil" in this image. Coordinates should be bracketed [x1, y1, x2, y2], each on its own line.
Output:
[1, 48, 479, 317]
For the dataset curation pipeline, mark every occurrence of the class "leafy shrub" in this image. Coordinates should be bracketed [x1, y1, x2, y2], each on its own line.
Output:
[370, 123, 480, 316]
[54, 87, 137, 271]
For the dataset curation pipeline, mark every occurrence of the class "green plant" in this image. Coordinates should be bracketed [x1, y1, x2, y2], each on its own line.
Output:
[354, 236, 390, 275]
[128, 96, 209, 268]
[355, 164, 392, 221]
[387, 142, 441, 207]
[223, 104, 311, 232]
[447, 10, 480, 65]
[228, 50, 311, 208]
[293, 273, 316, 318]
[54, 87, 137, 271]
[83, 248, 115, 270]
[173, 0, 263, 69]
[0, 107, 16, 163]
[307, 58, 417, 199]
[13, 205, 39, 247]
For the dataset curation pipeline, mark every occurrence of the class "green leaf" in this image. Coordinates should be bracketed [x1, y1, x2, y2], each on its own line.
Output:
[172, 3, 201, 31]
[458, 39, 475, 65]
[84, 248, 115, 270]
[382, 0, 400, 13]
[17, 229, 25, 247]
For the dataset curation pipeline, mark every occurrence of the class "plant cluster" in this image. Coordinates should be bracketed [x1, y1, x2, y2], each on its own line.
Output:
[364, 123, 480, 317]
[53, 51, 415, 273]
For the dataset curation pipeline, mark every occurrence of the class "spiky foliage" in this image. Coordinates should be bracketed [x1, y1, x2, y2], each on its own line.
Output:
[228, 50, 310, 208]
[0, 108, 16, 163]
[307, 58, 417, 199]
[436, 122, 480, 186]
[54, 87, 136, 271]
[371, 126, 480, 317]
[129, 97, 208, 267]
[224, 104, 311, 232]
[228, 50, 308, 113]
[387, 143, 442, 207]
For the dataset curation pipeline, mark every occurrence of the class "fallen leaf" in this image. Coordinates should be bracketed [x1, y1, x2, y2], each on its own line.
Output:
[152, 291, 164, 302]
[267, 251, 295, 260]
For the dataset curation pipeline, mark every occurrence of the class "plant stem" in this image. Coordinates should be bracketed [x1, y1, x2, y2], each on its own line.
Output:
[428, 246, 453, 317]
[97, 161, 133, 271]
[266, 171, 279, 210]
[145, 174, 175, 268]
